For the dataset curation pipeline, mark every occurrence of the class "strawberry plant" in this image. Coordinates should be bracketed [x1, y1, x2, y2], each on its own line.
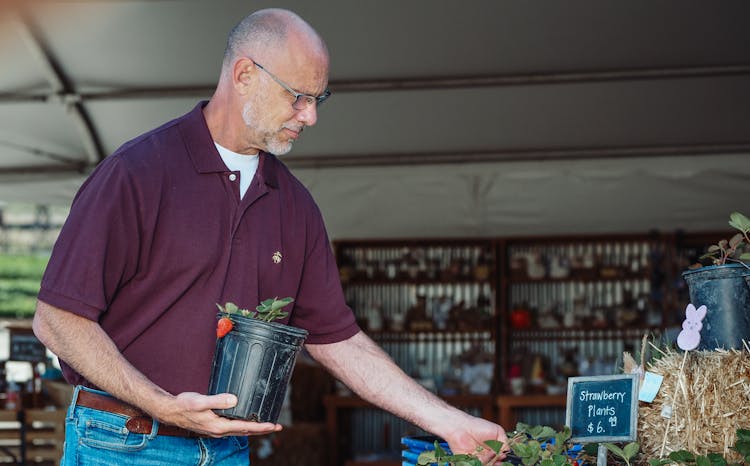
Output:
[698, 211, 750, 266]
[416, 423, 583, 466]
[215, 297, 294, 337]
[647, 428, 750, 466]
[416, 439, 503, 466]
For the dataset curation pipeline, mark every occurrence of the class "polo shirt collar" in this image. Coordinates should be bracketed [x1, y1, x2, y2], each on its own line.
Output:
[181, 101, 279, 188]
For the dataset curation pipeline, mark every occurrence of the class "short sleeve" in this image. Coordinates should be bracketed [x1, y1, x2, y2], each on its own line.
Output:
[288, 204, 360, 344]
[38, 156, 141, 321]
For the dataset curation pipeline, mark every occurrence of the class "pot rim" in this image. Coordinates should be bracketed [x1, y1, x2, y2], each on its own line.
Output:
[215, 311, 308, 336]
[681, 262, 750, 277]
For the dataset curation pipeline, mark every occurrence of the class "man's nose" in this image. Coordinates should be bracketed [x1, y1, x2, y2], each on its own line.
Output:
[295, 104, 318, 126]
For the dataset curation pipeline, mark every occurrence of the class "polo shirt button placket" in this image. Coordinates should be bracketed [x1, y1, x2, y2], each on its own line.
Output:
[228, 173, 237, 182]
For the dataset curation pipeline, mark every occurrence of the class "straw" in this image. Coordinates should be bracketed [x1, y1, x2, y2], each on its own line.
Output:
[637, 345, 750, 463]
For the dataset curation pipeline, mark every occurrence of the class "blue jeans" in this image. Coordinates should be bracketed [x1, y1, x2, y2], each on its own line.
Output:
[62, 386, 250, 466]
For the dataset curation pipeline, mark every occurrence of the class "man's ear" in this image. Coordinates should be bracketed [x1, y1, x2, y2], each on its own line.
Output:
[233, 57, 256, 95]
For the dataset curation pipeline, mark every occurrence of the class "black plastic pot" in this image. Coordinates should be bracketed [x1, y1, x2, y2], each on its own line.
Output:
[208, 313, 307, 423]
[682, 263, 750, 350]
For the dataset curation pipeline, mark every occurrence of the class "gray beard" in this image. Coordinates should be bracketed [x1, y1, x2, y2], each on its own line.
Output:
[242, 101, 293, 156]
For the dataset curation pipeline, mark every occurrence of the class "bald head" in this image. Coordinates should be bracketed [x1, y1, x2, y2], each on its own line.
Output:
[222, 8, 328, 72]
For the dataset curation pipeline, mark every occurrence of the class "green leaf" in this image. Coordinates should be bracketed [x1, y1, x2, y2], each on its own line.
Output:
[454, 459, 482, 466]
[734, 439, 750, 456]
[736, 429, 750, 443]
[256, 298, 274, 312]
[648, 459, 672, 466]
[532, 426, 556, 440]
[483, 440, 504, 454]
[583, 443, 600, 456]
[434, 441, 447, 457]
[729, 211, 750, 233]
[513, 443, 532, 458]
[669, 450, 696, 462]
[696, 454, 712, 466]
[416, 451, 437, 465]
[551, 430, 570, 455]
[516, 422, 532, 434]
[604, 443, 626, 460]
[551, 454, 568, 466]
[224, 302, 238, 314]
[706, 453, 727, 466]
[728, 233, 743, 249]
[623, 442, 640, 460]
[272, 296, 294, 309]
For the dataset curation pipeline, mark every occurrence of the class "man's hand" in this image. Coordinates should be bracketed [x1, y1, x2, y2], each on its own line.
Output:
[154, 392, 282, 438]
[442, 414, 510, 464]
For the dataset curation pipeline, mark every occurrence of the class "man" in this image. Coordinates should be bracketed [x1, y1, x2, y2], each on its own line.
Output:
[33, 8, 508, 465]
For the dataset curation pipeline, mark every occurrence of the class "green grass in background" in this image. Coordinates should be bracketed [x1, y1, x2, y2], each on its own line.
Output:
[0, 254, 48, 318]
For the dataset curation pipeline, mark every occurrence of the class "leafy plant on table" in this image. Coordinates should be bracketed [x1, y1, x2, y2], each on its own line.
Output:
[215, 297, 294, 337]
[416, 439, 503, 466]
[602, 442, 640, 466]
[698, 211, 750, 266]
[416, 423, 582, 466]
[646, 429, 750, 466]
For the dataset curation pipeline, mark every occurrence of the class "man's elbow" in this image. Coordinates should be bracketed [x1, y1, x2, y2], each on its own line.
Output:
[32, 300, 55, 348]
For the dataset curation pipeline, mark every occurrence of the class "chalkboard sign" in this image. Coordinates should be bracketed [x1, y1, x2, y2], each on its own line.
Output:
[565, 374, 639, 443]
[10, 332, 47, 362]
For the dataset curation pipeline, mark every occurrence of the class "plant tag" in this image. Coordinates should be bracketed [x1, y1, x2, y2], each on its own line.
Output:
[660, 404, 672, 418]
[638, 371, 663, 403]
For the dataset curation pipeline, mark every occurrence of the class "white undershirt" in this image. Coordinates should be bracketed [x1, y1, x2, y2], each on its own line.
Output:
[214, 142, 259, 200]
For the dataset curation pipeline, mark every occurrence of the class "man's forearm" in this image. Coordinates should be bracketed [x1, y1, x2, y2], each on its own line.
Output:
[305, 331, 465, 437]
[32, 300, 173, 417]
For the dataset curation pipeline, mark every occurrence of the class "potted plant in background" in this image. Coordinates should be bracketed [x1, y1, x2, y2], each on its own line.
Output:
[681, 211, 750, 350]
[208, 297, 307, 423]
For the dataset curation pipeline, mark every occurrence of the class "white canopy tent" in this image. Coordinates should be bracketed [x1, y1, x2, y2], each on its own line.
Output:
[1, 0, 749, 239]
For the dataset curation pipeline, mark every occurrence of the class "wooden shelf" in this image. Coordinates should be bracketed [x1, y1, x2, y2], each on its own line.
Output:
[509, 275, 648, 284]
[344, 461, 400, 466]
[508, 327, 661, 340]
[496, 394, 567, 430]
[366, 330, 493, 340]
[343, 278, 492, 285]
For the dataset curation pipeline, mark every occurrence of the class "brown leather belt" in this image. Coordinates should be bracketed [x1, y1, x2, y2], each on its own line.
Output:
[76, 389, 206, 438]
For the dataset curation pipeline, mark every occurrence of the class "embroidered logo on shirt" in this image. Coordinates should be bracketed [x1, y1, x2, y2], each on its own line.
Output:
[272, 251, 282, 264]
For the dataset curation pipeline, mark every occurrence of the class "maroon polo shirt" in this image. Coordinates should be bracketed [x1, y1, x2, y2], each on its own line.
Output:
[38, 101, 359, 395]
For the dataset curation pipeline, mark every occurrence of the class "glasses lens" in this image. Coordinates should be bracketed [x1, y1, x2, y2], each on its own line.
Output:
[292, 95, 317, 111]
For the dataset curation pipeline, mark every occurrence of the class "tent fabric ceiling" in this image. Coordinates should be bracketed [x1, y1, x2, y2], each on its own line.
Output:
[1, 0, 749, 239]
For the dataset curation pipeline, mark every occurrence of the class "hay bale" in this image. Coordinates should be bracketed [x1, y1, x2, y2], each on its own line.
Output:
[638, 346, 750, 462]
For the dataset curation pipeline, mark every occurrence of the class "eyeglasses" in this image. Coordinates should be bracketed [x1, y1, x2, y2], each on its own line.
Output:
[254, 61, 331, 111]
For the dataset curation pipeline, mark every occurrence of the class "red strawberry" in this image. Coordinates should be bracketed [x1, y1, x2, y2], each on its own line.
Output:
[216, 317, 234, 338]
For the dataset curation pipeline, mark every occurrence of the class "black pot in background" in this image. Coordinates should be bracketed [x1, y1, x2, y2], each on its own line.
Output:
[682, 263, 750, 350]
